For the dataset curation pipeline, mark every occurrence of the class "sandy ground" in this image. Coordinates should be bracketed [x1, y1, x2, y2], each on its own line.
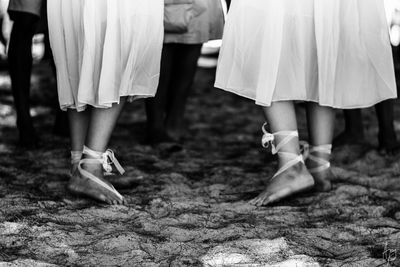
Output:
[0, 62, 400, 267]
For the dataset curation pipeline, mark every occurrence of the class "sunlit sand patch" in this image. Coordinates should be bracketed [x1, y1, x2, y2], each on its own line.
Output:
[0, 222, 26, 235]
[201, 238, 319, 267]
[0, 259, 58, 266]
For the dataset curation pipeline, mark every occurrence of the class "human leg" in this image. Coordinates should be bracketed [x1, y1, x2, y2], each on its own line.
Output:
[86, 99, 126, 152]
[250, 101, 314, 206]
[305, 102, 335, 191]
[375, 99, 400, 154]
[68, 100, 127, 205]
[333, 109, 364, 147]
[8, 12, 39, 147]
[165, 43, 202, 141]
[67, 109, 89, 173]
[145, 44, 174, 143]
[68, 109, 89, 152]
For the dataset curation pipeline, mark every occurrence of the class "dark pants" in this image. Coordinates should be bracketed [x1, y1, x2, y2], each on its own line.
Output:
[8, 11, 68, 146]
[8, 12, 39, 143]
[145, 43, 202, 142]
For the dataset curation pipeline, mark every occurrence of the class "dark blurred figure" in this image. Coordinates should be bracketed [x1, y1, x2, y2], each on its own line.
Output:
[334, 9, 400, 155]
[333, 100, 399, 154]
[7, 0, 68, 148]
[334, 46, 400, 155]
[145, 0, 224, 144]
[226, 0, 231, 9]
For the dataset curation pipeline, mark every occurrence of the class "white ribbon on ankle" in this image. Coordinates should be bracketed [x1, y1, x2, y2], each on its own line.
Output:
[261, 123, 304, 180]
[78, 158, 124, 201]
[83, 146, 125, 175]
[301, 143, 332, 173]
[261, 123, 299, 155]
[102, 149, 125, 175]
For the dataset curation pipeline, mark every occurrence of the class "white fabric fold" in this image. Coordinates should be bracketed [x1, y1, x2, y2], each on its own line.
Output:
[48, 0, 164, 111]
[215, 0, 397, 108]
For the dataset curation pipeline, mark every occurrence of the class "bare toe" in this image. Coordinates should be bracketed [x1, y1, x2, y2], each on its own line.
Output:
[250, 163, 314, 206]
[98, 194, 107, 203]
[262, 187, 292, 205]
[68, 171, 124, 204]
[249, 191, 270, 206]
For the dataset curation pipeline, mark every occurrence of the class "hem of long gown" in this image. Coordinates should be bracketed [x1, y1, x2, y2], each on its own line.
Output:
[214, 82, 397, 109]
[59, 93, 155, 112]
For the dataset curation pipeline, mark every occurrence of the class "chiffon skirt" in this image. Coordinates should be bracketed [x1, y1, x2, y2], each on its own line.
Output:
[215, 0, 397, 108]
[48, 0, 164, 111]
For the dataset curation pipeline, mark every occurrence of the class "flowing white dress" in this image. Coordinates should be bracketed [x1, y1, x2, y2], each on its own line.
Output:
[215, 0, 397, 108]
[48, 0, 164, 111]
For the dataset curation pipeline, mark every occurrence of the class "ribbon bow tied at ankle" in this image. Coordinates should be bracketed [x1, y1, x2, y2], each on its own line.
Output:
[102, 149, 125, 175]
[261, 123, 278, 154]
[260, 123, 304, 179]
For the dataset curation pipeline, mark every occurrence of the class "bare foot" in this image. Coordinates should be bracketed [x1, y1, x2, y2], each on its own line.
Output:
[68, 164, 126, 205]
[249, 163, 314, 206]
[305, 157, 333, 192]
[310, 169, 333, 192]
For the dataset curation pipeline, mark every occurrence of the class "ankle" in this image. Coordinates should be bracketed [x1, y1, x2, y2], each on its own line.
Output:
[70, 150, 82, 174]
[83, 146, 104, 157]
[277, 155, 302, 169]
[281, 161, 305, 173]
[71, 150, 82, 162]
[261, 123, 306, 178]
[261, 124, 300, 154]
[79, 146, 125, 175]
[303, 143, 332, 174]
[78, 146, 104, 175]
[305, 153, 330, 167]
[81, 162, 103, 178]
